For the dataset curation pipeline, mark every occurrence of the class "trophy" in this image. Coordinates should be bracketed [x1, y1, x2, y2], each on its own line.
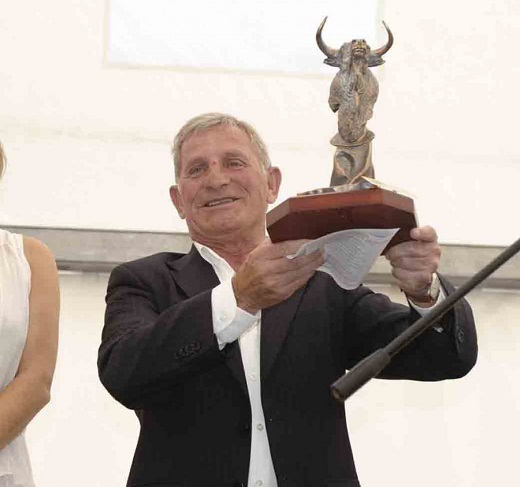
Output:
[266, 17, 416, 249]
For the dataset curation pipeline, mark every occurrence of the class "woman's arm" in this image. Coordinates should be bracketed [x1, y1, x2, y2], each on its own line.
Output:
[0, 237, 59, 449]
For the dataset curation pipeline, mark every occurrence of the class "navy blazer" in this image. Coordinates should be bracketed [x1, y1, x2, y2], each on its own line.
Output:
[98, 246, 477, 487]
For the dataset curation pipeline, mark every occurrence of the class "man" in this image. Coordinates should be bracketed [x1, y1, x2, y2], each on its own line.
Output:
[98, 113, 477, 487]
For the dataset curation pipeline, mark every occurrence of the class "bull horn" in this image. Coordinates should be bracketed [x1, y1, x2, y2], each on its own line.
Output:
[316, 17, 338, 60]
[370, 21, 394, 58]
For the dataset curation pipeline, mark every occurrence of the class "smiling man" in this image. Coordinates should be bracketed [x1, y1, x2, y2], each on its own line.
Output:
[98, 113, 477, 487]
[169, 120, 282, 272]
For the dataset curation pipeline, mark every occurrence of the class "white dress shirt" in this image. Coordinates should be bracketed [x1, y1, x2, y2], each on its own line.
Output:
[195, 243, 277, 487]
[194, 242, 446, 487]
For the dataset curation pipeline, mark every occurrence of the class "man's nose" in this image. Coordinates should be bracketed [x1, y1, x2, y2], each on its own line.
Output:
[204, 163, 230, 188]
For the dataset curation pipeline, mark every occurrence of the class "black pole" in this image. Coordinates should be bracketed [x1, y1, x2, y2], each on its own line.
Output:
[331, 236, 520, 402]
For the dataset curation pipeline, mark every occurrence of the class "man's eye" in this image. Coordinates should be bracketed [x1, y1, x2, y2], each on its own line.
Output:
[187, 165, 204, 176]
[228, 159, 244, 168]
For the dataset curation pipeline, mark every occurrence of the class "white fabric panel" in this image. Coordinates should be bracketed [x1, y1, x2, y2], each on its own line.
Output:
[108, 0, 379, 74]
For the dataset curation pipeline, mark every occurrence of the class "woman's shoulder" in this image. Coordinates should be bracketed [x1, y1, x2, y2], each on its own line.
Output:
[22, 236, 57, 271]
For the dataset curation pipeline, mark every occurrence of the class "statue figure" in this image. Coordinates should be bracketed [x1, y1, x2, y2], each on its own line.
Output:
[316, 17, 393, 187]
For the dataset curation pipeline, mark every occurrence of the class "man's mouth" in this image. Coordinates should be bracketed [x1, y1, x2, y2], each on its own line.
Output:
[204, 197, 238, 208]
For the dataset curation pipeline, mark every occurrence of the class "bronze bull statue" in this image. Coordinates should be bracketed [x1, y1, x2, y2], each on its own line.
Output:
[316, 18, 393, 186]
[317, 17, 393, 144]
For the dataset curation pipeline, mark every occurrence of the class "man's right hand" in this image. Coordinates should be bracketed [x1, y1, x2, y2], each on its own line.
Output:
[231, 238, 324, 314]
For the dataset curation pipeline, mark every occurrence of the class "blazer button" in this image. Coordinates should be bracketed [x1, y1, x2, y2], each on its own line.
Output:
[174, 348, 187, 359]
[456, 328, 465, 343]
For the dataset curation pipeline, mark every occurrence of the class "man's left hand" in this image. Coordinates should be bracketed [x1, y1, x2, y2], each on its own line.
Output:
[384, 225, 441, 303]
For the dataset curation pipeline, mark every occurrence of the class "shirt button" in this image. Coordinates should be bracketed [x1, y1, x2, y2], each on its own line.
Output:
[255, 481, 263, 487]
[250, 373, 257, 381]
[256, 423, 264, 431]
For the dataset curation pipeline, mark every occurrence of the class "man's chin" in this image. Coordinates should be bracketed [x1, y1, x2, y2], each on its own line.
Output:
[190, 218, 259, 242]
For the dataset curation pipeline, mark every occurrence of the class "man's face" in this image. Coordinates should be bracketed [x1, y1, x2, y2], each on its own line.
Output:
[170, 125, 281, 244]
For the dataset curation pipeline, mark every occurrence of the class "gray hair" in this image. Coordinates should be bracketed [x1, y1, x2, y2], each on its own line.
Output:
[171, 113, 271, 180]
[0, 142, 5, 180]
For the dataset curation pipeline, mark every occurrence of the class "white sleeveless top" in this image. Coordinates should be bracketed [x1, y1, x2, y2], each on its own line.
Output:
[0, 229, 34, 487]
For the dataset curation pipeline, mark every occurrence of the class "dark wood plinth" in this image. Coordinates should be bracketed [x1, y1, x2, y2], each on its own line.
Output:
[266, 188, 417, 249]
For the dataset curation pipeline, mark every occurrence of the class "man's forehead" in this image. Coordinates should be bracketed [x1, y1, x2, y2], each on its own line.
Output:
[181, 125, 254, 158]
[186, 124, 248, 143]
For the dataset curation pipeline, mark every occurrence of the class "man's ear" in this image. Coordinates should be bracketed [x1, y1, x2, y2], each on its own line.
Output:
[169, 185, 186, 219]
[266, 166, 282, 204]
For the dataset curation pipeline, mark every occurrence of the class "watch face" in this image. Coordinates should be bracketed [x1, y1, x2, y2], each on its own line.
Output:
[430, 273, 440, 301]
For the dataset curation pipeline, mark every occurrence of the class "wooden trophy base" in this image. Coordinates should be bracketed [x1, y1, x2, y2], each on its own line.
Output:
[266, 188, 417, 249]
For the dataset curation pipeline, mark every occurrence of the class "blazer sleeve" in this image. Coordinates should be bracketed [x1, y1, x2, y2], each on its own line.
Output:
[98, 262, 224, 410]
[341, 274, 478, 381]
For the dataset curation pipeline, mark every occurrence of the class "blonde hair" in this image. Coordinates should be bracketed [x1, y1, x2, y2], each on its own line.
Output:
[171, 113, 271, 180]
[0, 141, 5, 179]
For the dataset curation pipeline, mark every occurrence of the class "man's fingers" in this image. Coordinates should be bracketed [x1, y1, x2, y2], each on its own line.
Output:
[260, 250, 323, 296]
[268, 250, 323, 285]
[386, 227, 440, 293]
[233, 242, 323, 311]
[267, 240, 311, 259]
[287, 250, 324, 277]
[386, 240, 440, 261]
[272, 260, 323, 300]
[392, 268, 432, 293]
[410, 225, 438, 243]
[389, 255, 439, 272]
[389, 248, 440, 269]
[286, 247, 324, 268]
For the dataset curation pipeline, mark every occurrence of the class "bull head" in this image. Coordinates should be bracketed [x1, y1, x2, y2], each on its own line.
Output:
[316, 17, 394, 68]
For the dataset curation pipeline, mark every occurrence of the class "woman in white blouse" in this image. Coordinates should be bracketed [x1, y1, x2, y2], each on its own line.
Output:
[0, 143, 59, 487]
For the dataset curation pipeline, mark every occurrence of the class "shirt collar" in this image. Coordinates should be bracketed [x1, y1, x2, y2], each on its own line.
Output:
[193, 241, 234, 281]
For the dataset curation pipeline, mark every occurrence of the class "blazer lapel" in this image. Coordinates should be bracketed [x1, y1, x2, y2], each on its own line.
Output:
[166, 245, 248, 395]
[166, 245, 219, 297]
[221, 340, 248, 395]
[261, 287, 305, 382]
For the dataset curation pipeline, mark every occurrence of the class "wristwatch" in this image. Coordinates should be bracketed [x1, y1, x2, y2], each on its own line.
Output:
[408, 273, 441, 306]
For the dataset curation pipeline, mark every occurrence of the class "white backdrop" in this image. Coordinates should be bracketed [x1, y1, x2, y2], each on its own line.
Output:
[0, 3, 518, 484]
[0, 0, 518, 245]
[25, 273, 520, 487]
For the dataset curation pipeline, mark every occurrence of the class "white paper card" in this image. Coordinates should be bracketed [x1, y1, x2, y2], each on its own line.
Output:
[292, 228, 399, 290]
